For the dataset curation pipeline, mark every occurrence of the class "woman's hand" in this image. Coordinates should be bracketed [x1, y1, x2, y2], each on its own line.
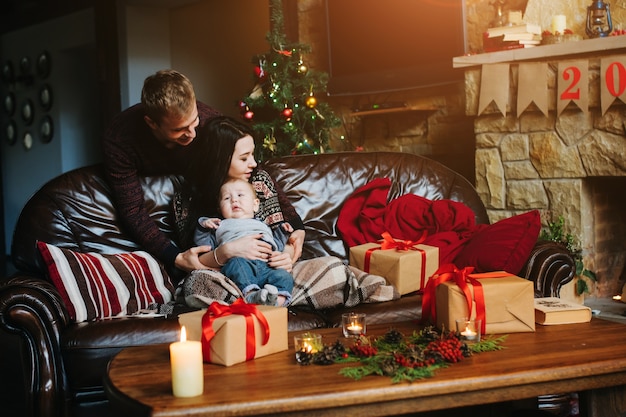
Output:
[268, 251, 293, 272]
[221, 234, 273, 261]
[287, 229, 305, 262]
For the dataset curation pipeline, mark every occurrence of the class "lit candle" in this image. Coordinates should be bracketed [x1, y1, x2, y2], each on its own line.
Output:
[460, 326, 478, 341]
[346, 322, 363, 336]
[551, 15, 567, 34]
[342, 312, 366, 338]
[170, 326, 203, 397]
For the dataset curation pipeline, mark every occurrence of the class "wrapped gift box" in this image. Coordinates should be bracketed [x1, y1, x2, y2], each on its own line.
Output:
[349, 240, 439, 295]
[435, 273, 535, 334]
[178, 304, 288, 366]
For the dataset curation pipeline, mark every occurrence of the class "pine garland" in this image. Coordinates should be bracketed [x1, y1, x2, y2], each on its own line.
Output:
[296, 326, 507, 384]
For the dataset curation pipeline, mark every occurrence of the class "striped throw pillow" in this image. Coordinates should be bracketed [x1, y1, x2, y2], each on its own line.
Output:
[37, 242, 175, 322]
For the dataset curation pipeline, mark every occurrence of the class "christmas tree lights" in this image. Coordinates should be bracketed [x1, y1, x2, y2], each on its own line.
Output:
[239, 0, 340, 161]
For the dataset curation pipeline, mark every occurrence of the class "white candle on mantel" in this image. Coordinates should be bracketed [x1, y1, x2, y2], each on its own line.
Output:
[170, 326, 204, 397]
[551, 15, 567, 34]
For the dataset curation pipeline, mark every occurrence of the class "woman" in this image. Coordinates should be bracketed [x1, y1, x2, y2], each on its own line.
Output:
[183, 116, 305, 272]
[178, 116, 397, 309]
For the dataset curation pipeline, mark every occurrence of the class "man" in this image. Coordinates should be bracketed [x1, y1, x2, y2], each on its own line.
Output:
[103, 69, 221, 274]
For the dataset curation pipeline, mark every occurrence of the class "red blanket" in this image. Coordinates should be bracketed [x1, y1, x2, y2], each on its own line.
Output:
[337, 178, 482, 264]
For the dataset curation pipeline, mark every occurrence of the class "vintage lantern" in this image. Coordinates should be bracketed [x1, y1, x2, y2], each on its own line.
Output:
[585, 0, 613, 38]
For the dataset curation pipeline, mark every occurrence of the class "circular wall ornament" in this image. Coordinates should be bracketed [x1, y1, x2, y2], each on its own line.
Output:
[22, 131, 33, 150]
[37, 51, 51, 79]
[4, 92, 15, 116]
[39, 84, 53, 111]
[20, 56, 31, 75]
[2, 61, 14, 84]
[6, 120, 17, 146]
[40, 115, 54, 143]
[21, 99, 34, 125]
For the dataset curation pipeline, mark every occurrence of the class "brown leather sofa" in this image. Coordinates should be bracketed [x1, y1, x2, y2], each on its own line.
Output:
[0, 151, 575, 417]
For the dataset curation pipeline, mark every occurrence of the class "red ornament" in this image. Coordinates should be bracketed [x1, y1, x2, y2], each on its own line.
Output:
[254, 65, 265, 80]
[281, 107, 293, 121]
[243, 110, 254, 120]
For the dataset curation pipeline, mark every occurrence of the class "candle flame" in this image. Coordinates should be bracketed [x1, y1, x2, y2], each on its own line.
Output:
[180, 325, 187, 342]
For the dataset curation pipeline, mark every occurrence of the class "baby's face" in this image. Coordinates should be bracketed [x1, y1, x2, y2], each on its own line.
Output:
[219, 181, 258, 219]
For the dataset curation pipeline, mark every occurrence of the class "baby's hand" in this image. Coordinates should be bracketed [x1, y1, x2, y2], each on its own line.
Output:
[281, 222, 294, 233]
[202, 218, 221, 229]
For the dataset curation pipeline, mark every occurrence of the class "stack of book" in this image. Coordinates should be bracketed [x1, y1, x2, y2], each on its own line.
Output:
[483, 23, 542, 52]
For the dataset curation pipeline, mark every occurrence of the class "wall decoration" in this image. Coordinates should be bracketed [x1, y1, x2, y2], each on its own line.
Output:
[21, 99, 34, 126]
[36, 51, 51, 79]
[22, 131, 33, 150]
[477, 54, 626, 117]
[4, 92, 15, 116]
[20, 56, 31, 75]
[2, 61, 14, 84]
[6, 120, 17, 146]
[40, 115, 53, 143]
[39, 84, 53, 111]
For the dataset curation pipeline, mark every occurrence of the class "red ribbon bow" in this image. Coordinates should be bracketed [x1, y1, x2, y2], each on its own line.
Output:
[201, 298, 270, 362]
[379, 231, 426, 251]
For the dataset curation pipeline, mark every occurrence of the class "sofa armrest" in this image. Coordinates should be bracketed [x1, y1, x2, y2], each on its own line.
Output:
[0, 274, 71, 417]
[518, 241, 576, 298]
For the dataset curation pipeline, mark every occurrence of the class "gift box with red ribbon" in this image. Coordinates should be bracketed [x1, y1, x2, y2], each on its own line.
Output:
[349, 232, 439, 295]
[178, 300, 288, 366]
[422, 264, 535, 334]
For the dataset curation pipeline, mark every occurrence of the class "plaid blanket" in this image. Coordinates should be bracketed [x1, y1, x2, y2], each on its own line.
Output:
[179, 256, 399, 310]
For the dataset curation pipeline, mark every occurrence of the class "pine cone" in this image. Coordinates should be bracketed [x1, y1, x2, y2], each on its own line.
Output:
[420, 326, 440, 342]
[313, 346, 338, 365]
[383, 328, 404, 345]
[296, 350, 313, 365]
[380, 356, 399, 376]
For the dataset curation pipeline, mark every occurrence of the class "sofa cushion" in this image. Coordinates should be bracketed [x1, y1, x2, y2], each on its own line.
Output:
[453, 210, 541, 274]
[37, 242, 175, 322]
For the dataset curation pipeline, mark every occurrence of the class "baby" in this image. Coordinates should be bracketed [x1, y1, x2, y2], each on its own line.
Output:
[194, 178, 294, 306]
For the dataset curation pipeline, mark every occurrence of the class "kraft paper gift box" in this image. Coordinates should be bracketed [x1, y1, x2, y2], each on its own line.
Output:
[434, 272, 535, 334]
[349, 233, 439, 295]
[178, 303, 288, 366]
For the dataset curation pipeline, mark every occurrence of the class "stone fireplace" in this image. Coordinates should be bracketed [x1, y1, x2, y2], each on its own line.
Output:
[460, 44, 626, 299]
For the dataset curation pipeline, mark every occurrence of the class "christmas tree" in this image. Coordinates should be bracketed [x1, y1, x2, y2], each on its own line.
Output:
[239, 0, 340, 161]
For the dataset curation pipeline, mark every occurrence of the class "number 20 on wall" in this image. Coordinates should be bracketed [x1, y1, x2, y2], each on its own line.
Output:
[560, 58, 626, 101]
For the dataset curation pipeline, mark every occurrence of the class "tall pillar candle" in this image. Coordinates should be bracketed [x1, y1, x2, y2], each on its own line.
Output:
[551, 15, 566, 34]
[170, 326, 204, 397]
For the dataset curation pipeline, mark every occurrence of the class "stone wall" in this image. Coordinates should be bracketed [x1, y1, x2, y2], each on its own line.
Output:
[465, 59, 626, 297]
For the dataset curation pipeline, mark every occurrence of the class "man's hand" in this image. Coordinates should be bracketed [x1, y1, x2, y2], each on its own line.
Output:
[175, 245, 212, 272]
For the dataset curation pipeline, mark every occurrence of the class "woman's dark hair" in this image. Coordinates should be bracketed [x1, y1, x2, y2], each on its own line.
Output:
[182, 116, 256, 247]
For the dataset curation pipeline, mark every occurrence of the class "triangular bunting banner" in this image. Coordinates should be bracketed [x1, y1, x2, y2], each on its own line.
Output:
[478, 63, 509, 116]
[517, 62, 548, 117]
[601, 55, 626, 116]
[557, 60, 588, 116]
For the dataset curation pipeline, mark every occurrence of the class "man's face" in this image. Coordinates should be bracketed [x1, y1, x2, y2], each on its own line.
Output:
[145, 106, 199, 148]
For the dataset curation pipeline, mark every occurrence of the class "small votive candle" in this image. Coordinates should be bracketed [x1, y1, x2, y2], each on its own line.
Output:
[551, 14, 567, 34]
[294, 332, 322, 363]
[342, 312, 366, 338]
[456, 318, 482, 343]
[170, 326, 204, 397]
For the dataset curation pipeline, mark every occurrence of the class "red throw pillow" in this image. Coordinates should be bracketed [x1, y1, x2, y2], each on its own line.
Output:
[453, 210, 541, 274]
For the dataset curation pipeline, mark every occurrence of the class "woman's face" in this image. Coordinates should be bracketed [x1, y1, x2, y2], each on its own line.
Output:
[228, 135, 257, 181]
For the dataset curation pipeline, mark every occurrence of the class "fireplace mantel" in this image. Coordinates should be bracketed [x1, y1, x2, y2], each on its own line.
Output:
[453, 36, 626, 68]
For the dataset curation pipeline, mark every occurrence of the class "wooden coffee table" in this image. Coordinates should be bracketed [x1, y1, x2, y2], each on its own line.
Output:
[105, 318, 626, 417]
